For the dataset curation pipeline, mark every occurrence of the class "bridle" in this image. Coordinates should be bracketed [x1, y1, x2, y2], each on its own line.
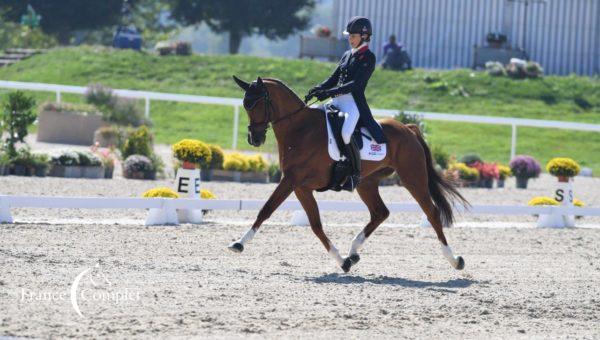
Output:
[245, 87, 316, 132]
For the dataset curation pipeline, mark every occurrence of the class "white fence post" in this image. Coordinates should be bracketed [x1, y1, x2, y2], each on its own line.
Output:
[144, 97, 150, 118]
[56, 90, 61, 103]
[232, 105, 240, 150]
[510, 124, 517, 161]
[0, 196, 13, 224]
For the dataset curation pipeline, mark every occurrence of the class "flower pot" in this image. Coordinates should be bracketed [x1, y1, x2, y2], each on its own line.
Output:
[82, 166, 104, 179]
[104, 167, 114, 179]
[269, 170, 282, 183]
[12, 165, 28, 176]
[201, 169, 213, 181]
[241, 171, 269, 183]
[211, 169, 242, 182]
[182, 161, 197, 170]
[48, 165, 83, 178]
[516, 176, 529, 189]
[479, 178, 494, 188]
[497, 178, 505, 188]
[65, 166, 84, 178]
[557, 175, 570, 183]
[34, 165, 48, 177]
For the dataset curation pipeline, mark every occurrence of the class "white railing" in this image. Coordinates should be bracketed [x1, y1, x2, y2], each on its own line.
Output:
[2, 195, 600, 226]
[1, 80, 599, 158]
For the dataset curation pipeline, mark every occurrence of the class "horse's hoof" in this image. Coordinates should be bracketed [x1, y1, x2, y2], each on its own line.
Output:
[228, 242, 244, 253]
[341, 257, 353, 273]
[455, 256, 465, 270]
[349, 253, 360, 265]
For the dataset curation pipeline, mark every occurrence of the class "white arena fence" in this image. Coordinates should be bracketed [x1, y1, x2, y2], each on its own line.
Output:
[1, 195, 600, 227]
[2, 80, 600, 159]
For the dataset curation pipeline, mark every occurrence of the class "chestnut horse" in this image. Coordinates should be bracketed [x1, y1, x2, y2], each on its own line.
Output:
[228, 76, 468, 272]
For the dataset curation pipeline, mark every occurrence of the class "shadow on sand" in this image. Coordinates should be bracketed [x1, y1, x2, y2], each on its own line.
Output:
[306, 273, 477, 289]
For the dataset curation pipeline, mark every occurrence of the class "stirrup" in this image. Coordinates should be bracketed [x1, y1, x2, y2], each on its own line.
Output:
[340, 174, 360, 192]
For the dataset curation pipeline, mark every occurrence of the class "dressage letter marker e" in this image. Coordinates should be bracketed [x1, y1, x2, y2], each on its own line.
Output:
[173, 168, 203, 224]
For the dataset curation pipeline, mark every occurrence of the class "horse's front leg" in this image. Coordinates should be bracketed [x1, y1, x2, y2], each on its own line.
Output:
[228, 176, 293, 253]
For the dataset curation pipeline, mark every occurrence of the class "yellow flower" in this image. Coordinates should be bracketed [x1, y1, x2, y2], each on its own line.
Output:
[528, 196, 558, 206]
[574, 199, 585, 207]
[498, 165, 512, 180]
[546, 157, 580, 178]
[143, 187, 180, 199]
[172, 139, 212, 167]
[201, 189, 216, 199]
[246, 154, 268, 172]
[449, 162, 479, 181]
[223, 152, 250, 171]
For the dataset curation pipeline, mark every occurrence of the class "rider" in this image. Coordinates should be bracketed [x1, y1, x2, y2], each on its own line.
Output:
[306, 16, 387, 191]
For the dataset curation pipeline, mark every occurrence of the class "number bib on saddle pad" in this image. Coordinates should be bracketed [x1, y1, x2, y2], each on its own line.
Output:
[322, 106, 386, 161]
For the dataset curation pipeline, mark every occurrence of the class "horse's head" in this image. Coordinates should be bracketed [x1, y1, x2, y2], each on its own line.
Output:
[232, 75, 270, 147]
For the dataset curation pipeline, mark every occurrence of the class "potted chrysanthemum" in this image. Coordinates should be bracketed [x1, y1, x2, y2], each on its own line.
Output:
[200, 144, 225, 181]
[546, 157, 580, 183]
[509, 155, 541, 189]
[497, 165, 512, 188]
[172, 139, 212, 170]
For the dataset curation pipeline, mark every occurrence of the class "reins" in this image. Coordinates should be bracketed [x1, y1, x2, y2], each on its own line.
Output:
[247, 89, 318, 130]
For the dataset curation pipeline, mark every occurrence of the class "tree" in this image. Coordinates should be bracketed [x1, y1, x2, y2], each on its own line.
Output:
[0, 0, 136, 44]
[168, 0, 315, 54]
[1, 92, 36, 157]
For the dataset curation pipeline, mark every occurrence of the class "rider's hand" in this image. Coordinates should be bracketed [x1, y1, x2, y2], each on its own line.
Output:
[315, 89, 332, 101]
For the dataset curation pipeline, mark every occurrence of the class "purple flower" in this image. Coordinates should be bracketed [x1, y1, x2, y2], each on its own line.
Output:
[509, 155, 541, 178]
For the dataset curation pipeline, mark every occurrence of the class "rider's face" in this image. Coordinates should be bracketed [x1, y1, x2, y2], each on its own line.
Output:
[348, 34, 362, 48]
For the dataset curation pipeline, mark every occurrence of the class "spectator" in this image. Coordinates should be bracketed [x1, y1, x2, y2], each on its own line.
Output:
[381, 34, 412, 71]
[382, 34, 400, 57]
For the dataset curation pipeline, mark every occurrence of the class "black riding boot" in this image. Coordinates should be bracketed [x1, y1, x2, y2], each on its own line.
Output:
[341, 138, 361, 191]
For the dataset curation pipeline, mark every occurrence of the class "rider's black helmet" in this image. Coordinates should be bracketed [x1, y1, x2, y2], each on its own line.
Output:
[343, 16, 372, 39]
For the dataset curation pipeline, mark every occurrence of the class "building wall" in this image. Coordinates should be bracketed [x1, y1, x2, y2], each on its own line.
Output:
[334, 0, 599, 75]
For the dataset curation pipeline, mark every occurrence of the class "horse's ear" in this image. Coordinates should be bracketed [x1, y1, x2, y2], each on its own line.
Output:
[232, 75, 250, 91]
[256, 76, 264, 88]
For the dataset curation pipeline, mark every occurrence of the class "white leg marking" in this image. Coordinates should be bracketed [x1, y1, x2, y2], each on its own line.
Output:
[328, 242, 345, 267]
[440, 244, 459, 268]
[237, 229, 256, 245]
[349, 231, 366, 255]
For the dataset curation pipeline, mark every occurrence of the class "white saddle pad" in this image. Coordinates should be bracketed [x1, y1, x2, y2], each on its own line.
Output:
[324, 110, 387, 161]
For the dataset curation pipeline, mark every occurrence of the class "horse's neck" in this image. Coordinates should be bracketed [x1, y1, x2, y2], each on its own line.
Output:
[272, 106, 325, 152]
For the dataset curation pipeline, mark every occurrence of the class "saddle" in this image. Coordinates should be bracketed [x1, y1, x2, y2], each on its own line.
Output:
[317, 104, 366, 192]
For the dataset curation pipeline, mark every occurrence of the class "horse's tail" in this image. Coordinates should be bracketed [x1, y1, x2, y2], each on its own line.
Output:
[407, 125, 470, 227]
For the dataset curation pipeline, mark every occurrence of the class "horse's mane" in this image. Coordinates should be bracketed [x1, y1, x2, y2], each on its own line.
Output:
[263, 78, 304, 104]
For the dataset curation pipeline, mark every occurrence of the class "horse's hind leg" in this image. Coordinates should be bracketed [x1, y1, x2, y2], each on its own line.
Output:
[343, 168, 393, 272]
[394, 157, 465, 270]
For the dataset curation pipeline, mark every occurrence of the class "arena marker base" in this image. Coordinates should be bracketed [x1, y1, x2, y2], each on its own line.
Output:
[420, 214, 432, 228]
[145, 206, 179, 226]
[0, 197, 13, 224]
[290, 210, 310, 226]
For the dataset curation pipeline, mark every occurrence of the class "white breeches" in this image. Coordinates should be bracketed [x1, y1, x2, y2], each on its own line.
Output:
[331, 94, 360, 144]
